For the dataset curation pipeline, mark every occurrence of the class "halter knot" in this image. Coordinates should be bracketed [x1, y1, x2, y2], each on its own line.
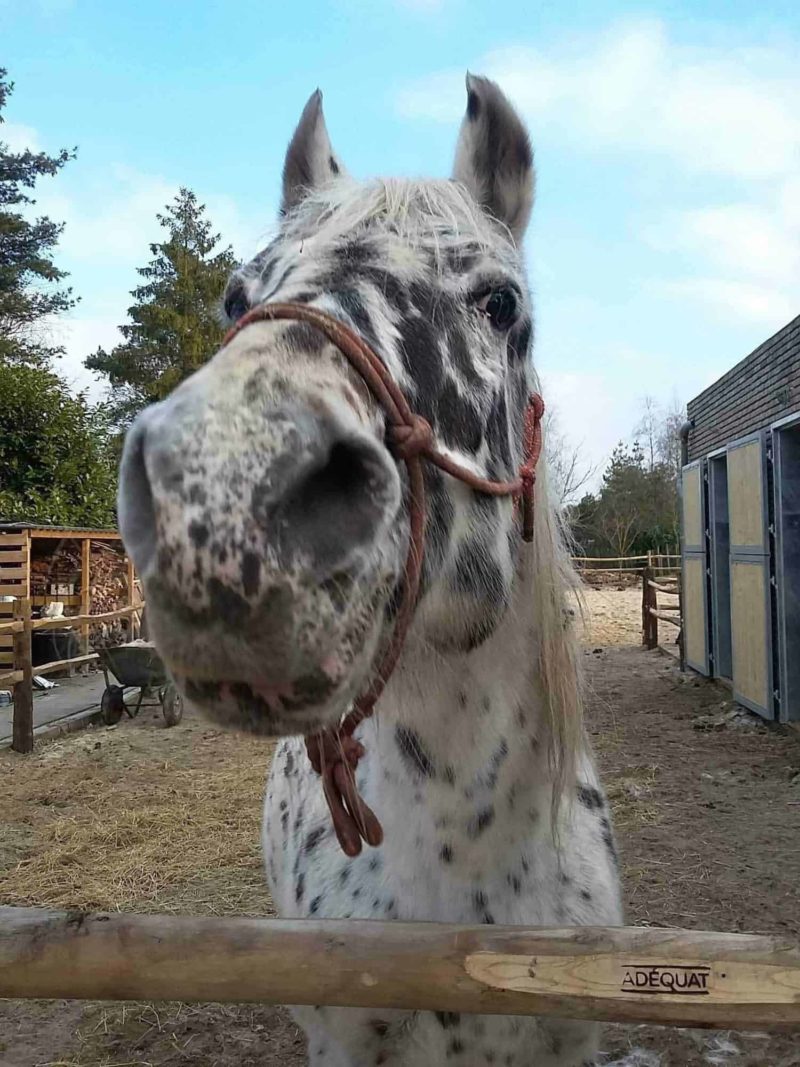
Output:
[305, 731, 383, 856]
[386, 416, 434, 460]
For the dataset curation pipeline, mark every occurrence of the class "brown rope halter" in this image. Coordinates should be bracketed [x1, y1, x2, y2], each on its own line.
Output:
[221, 302, 545, 857]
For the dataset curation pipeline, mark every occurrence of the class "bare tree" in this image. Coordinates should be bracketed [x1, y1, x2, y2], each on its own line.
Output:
[634, 395, 659, 472]
[545, 407, 597, 508]
[657, 397, 686, 477]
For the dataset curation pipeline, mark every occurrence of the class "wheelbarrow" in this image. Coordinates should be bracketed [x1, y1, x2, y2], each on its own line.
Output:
[97, 642, 183, 728]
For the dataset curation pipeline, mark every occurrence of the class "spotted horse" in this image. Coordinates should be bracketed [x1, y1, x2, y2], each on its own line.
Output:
[118, 74, 623, 1067]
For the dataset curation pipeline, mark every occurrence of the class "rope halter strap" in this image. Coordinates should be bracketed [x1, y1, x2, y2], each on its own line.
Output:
[221, 302, 545, 857]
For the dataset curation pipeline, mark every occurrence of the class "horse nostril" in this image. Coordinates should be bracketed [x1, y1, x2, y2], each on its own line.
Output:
[279, 438, 392, 575]
[118, 417, 158, 577]
[303, 441, 380, 506]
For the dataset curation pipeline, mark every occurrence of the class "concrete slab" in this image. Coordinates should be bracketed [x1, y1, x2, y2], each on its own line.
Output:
[0, 672, 107, 746]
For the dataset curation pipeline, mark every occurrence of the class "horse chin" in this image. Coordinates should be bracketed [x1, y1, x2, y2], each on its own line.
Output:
[167, 625, 383, 740]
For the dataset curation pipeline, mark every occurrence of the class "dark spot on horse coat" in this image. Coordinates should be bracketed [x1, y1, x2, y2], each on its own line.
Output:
[468, 806, 495, 838]
[577, 785, 604, 811]
[295, 872, 305, 903]
[601, 816, 619, 866]
[448, 1036, 465, 1056]
[304, 827, 326, 853]
[329, 155, 340, 175]
[395, 725, 436, 779]
[370, 1019, 389, 1038]
[473, 890, 495, 924]
[309, 895, 321, 914]
[240, 551, 260, 598]
[440, 843, 454, 864]
[206, 578, 250, 628]
[435, 1011, 461, 1028]
[467, 88, 481, 120]
[188, 520, 209, 548]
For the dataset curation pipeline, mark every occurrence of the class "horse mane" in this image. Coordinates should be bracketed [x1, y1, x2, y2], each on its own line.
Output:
[276, 176, 520, 265]
[526, 426, 587, 818]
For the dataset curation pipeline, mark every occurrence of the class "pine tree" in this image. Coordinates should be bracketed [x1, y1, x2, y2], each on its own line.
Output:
[0, 68, 77, 366]
[86, 188, 237, 424]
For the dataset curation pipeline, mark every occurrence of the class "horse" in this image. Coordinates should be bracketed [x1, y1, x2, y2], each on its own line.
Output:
[118, 73, 623, 1066]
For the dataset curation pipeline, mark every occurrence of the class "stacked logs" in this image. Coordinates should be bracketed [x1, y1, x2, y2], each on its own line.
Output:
[29, 541, 134, 651]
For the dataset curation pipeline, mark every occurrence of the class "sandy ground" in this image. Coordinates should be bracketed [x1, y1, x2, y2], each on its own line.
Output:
[1, 588, 798, 1067]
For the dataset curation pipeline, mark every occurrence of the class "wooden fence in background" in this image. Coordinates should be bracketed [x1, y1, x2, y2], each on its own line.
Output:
[572, 552, 680, 577]
[0, 599, 143, 754]
[642, 566, 682, 659]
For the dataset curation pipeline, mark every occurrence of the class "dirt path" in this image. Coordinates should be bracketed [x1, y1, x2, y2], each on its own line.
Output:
[1, 590, 798, 1066]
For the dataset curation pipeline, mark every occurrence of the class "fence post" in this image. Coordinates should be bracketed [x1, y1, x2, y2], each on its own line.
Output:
[12, 598, 33, 754]
[642, 567, 658, 650]
[80, 539, 91, 675]
[642, 568, 650, 646]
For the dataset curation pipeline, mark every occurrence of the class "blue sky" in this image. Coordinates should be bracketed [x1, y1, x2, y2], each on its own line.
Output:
[2, 0, 799, 479]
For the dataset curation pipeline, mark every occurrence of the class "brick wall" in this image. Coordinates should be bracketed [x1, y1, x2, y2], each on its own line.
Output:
[686, 314, 800, 462]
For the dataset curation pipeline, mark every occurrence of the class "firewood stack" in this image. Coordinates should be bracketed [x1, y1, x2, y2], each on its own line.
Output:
[29, 540, 135, 651]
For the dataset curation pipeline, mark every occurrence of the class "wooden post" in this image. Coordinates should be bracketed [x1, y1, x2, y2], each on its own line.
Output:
[80, 538, 91, 675]
[126, 556, 136, 640]
[12, 599, 33, 754]
[1, 908, 799, 1032]
[644, 571, 652, 644]
[642, 568, 658, 650]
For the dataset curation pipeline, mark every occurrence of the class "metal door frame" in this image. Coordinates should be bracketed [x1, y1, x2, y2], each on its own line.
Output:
[727, 431, 773, 718]
[707, 447, 731, 681]
[681, 459, 705, 553]
[727, 430, 770, 557]
[683, 550, 710, 675]
[681, 459, 710, 676]
[729, 556, 774, 719]
[770, 410, 800, 723]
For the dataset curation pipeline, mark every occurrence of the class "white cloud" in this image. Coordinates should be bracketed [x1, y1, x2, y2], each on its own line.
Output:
[27, 166, 256, 400]
[647, 201, 800, 284]
[396, 19, 800, 180]
[656, 277, 797, 328]
[645, 175, 800, 329]
[54, 312, 125, 402]
[34, 166, 177, 266]
[539, 369, 633, 490]
[34, 164, 256, 269]
[2, 122, 41, 152]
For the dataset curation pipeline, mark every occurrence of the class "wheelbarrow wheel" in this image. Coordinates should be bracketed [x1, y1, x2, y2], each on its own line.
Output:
[101, 685, 125, 726]
[162, 684, 183, 727]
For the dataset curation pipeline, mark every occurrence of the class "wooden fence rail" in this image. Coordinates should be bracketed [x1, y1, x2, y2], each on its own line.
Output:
[0, 599, 143, 754]
[573, 553, 681, 578]
[642, 567, 682, 654]
[1, 908, 798, 1032]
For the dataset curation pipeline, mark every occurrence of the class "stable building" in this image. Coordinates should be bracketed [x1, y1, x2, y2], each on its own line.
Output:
[681, 312, 800, 722]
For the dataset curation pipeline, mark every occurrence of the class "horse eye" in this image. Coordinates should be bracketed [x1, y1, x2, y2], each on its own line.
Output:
[477, 287, 518, 331]
[224, 285, 249, 323]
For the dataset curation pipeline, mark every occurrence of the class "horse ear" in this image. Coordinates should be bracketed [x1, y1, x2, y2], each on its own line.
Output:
[452, 74, 534, 243]
[281, 90, 346, 215]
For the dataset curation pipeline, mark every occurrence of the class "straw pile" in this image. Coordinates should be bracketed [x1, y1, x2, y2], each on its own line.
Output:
[0, 715, 275, 916]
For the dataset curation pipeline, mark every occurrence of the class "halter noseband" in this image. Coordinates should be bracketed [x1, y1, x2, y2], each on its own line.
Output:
[221, 302, 545, 856]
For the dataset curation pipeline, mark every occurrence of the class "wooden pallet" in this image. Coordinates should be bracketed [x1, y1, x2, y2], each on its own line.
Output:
[0, 533, 29, 670]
